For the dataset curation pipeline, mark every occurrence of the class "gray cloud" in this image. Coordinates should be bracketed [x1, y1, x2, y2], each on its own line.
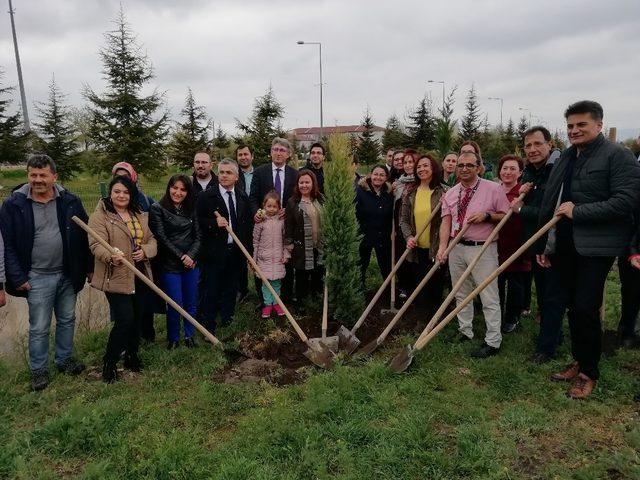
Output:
[1, 0, 639, 139]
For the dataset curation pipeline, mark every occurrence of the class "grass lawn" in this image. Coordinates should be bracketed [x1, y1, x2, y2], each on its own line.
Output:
[1, 266, 639, 480]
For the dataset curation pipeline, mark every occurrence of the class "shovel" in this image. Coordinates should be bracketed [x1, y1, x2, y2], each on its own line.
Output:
[336, 203, 442, 354]
[309, 270, 339, 352]
[356, 221, 471, 357]
[215, 212, 334, 369]
[389, 215, 561, 373]
[71, 216, 223, 347]
[380, 220, 399, 315]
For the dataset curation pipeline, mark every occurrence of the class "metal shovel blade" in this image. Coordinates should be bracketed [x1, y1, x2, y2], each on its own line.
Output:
[336, 325, 360, 354]
[354, 337, 382, 358]
[308, 336, 340, 354]
[388, 344, 416, 373]
[303, 341, 335, 369]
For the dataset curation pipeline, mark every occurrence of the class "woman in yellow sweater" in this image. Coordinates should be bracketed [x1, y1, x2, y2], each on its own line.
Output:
[399, 154, 447, 328]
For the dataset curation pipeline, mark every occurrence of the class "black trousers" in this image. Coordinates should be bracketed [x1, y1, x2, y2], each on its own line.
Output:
[200, 245, 241, 332]
[498, 271, 527, 325]
[294, 249, 324, 301]
[104, 278, 147, 363]
[618, 257, 640, 338]
[535, 261, 567, 355]
[551, 240, 614, 380]
[411, 248, 445, 319]
[359, 241, 392, 288]
[522, 270, 533, 312]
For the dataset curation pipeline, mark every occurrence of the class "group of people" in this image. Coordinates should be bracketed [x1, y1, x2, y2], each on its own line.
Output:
[1, 100, 639, 401]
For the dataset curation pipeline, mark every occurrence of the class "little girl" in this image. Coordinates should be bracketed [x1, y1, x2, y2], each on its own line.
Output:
[253, 191, 290, 318]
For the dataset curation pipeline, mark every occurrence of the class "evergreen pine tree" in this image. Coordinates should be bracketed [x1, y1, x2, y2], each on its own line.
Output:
[407, 97, 436, 149]
[381, 114, 409, 151]
[324, 134, 364, 324]
[435, 86, 458, 157]
[0, 70, 29, 164]
[460, 84, 482, 142]
[235, 86, 285, 164]
[213, 125, 230, 150]
[356, 107, 380, 165]
[170, 88, 209, 170]
[516, 115, 529, 143]
[34, 76, 81, 182]
[84, 7, 168, 175]
[502, 118, 518, 153]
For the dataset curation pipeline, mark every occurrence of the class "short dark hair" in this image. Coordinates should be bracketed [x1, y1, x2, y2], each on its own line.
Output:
[523, 126, 551, 142]
[412, 154, 442, 190]
[235, 144, 252, 156]
[105, 176, 141, 214]
[160, 174, 196, 216]
[309, 142, 325, 155]
[564, 100, 603, 121]
[27, 153, 57, 173]
[498, 154, 524, 173]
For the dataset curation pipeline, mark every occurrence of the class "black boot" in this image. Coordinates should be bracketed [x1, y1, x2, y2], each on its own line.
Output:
[123, 352, 143, 372]
[102, 360, 118, 384]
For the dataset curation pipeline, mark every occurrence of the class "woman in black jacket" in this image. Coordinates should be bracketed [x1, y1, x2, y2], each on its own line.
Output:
[149, 174, 201, 349]
[355, 165, 394, 288]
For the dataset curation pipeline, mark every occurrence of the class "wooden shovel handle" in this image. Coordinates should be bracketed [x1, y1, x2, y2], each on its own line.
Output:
[72, 216, 222, 346]
[322, 270, 329, 339]
[375, 221, 472, 343]
[389, 220, 396, 309]
[416, 191, 528, 343]
[214, 212, 310, 343]
[351, 202, 442, 334]
[414, 215, 561, 350]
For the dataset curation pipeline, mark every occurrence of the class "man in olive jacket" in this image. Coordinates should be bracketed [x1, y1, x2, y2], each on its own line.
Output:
[536, 100, 640, 399]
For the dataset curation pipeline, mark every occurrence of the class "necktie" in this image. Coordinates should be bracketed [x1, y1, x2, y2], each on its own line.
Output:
[274, 168, 282, 197]
[455, 186, 474, 236]
[227, 191, 237, 231]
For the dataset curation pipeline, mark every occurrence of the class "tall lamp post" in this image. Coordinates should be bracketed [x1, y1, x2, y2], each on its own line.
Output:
[427, 79, 445, 110]
[297, 40, 324, 140]
[8, 0, 30, 132]
[487, 97, 504, 127]
[518, 107, 532, 125]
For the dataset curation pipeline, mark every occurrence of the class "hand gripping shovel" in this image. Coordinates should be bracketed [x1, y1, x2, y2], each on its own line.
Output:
[335, 203, 442, 354]
[215, 212, 334, 369]
[71, 216, 223, 347]
[355, 221, 471, 357]
[388, 215, 560, 373]
[308, 270, 339, 353]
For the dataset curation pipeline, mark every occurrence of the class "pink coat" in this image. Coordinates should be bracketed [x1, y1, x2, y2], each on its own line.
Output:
[253, 215, 290, 280]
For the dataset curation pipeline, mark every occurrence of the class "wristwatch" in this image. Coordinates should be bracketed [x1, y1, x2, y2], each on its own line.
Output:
[484, 212, 491, 222]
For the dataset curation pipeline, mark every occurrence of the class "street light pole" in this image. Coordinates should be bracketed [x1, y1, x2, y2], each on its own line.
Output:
[487, 97, 503, 127]
[297, 40, 323, 140]
[427, 80, 445, 111]
[8, 0, 30, 132]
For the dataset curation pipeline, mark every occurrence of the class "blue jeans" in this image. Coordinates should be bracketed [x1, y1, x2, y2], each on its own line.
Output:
[161, 268, 199, 342]
[26, 272, 77, 372]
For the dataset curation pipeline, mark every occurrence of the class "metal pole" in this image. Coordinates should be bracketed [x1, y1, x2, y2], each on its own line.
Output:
[8, 0, 30, 132]
[441, 82, 445, 111]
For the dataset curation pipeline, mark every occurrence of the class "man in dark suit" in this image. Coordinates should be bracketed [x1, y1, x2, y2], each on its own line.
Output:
[196, 158, 251, 332]
[249, 137, 299, 302]
[192, 152, 217, 195]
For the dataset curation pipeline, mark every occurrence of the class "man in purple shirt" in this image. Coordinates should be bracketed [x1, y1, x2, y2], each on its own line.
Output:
[437, 152, 510, 358]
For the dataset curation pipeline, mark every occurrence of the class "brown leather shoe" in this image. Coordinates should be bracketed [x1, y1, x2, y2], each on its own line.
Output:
[567, 373, 596, 400]
[550, 361, 580, 382]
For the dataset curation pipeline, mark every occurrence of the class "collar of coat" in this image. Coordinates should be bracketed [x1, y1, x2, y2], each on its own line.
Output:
[358, 176, 391, 195]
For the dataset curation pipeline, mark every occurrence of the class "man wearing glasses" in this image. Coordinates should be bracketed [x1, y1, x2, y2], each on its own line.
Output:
[512, 126, 566, 364]
[436, 152, 510, 358]
[249, 137, 298, 301]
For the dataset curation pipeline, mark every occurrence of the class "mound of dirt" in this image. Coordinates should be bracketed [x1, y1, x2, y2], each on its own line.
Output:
[214, 358, 305, 386]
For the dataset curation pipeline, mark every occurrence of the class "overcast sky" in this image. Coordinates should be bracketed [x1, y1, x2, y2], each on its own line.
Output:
[1, 0, 639, 139]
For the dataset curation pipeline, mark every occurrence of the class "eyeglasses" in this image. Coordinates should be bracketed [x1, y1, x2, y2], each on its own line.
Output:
[457, 163, 478, 170]
[272, 147, 288, 153]
[524, 141, 548, 150]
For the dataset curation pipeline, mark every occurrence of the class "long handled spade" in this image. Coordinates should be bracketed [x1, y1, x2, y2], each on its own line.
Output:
[381, 221, 399, 315]
[412, 192, 528, 346]
[356, 222, 471, 357]
[215, 212, 334, 369]
[388, 215, 561, 373]
[71, 216, 223, 347]
[335, 203, 442, 354]
[309, 270, 339, 352]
